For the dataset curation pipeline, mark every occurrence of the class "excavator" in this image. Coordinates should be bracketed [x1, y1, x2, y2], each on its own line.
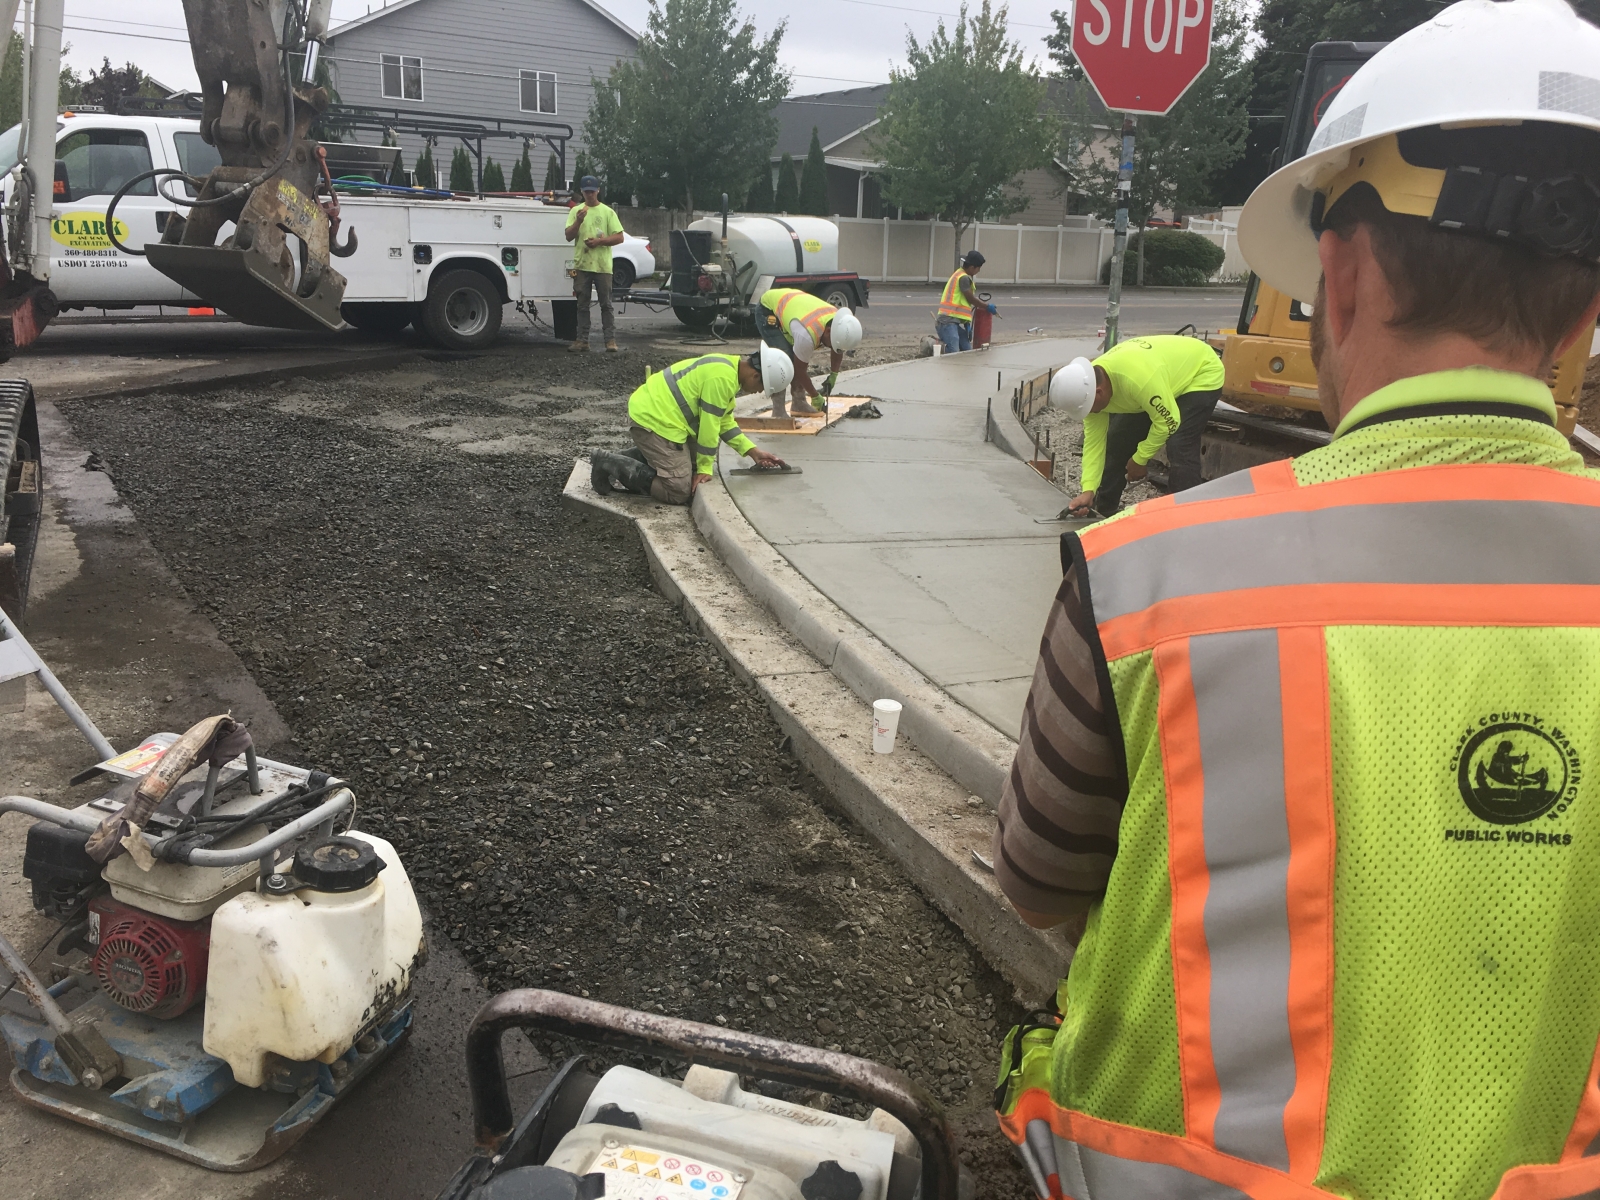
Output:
[1211, 40, 1591, 443]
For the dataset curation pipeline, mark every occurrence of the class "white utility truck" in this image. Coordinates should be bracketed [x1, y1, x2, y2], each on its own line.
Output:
[20, 110, 581, 349]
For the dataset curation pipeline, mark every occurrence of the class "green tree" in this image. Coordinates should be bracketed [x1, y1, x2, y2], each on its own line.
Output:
[870, 0, 1056, 264]
[1056, 0, 1251, 226]
[0, 35, 85, 129]
[449, 145, 475, 191]
[80, 58, 163, 112]
[798, 126, 829, 215]
[511, 143, 534, 191]
[583, 0, 790, 211]
[573, 149, 597, 185]
[543, 151, 565, 191]
[482, 157, 505, 191]
[743, 161, 774, 211]
[773, 151, 799, 212]
[414, 141, 437, 188]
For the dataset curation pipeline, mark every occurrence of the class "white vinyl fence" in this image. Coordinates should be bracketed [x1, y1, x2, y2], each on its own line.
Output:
[835, 215, 1115, 285]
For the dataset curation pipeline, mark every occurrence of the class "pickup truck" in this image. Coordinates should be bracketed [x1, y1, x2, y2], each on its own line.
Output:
[20, 111, 587, 349]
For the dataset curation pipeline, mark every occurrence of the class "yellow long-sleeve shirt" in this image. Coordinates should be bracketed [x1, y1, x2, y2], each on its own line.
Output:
[1079, 335, 1225, 493]
[628, 354, 756, 475]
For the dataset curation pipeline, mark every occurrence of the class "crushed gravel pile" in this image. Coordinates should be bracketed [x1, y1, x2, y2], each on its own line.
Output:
[56, 340, 1032, 1194]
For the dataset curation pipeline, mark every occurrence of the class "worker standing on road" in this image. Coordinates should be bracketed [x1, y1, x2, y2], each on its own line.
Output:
[1049, 333, 1224, 515]
[993, 4, 1600, 1199]
[565, 175, 625, 353]
[590, 346, 793, 504]
[758, 286, 863, 419]
[935, 250, 997, 353]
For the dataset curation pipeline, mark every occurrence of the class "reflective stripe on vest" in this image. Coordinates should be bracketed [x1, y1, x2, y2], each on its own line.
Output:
[662, 355, 737, 463]
[773, 289, 835, 346]
[939, 269, 973, 320]
[1001, 458, 1600, 1199]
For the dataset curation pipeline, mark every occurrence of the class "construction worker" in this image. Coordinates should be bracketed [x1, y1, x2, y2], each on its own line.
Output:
[757, 286, 864, 419]
[1049, 333, 1224, 515]
[993, 4, 1600, 1200]
[590, 346, 793, 504]
[565, 175, 624, 353]
[935, 250, 997, 353]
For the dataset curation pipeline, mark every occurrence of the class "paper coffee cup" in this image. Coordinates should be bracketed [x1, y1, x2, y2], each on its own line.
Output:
[872, 699, 902, 754]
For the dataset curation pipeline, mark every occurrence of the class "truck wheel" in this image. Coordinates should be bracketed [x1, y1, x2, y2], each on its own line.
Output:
[612, 259, 636, 292]
[341, 302, 414, 336]
[673, 304, 716, 329]
[819, 283, 857, 310]
[421, 270, 503, 350]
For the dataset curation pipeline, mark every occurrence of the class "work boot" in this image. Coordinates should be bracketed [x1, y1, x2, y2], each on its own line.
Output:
[592, 450, 656, 496]
[567, 341, 589, 353]
[619, 446, 649, 465]
[590, 451, 617, 493]
[605, 340, 620, 352]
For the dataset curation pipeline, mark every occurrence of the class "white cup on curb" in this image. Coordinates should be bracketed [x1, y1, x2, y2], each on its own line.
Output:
[872, 699, 903, 754]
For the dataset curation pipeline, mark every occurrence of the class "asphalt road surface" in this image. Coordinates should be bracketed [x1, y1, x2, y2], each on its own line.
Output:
[861, 284, 1245, 338]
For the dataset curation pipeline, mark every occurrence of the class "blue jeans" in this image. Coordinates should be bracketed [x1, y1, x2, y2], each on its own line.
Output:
[935, 319, 972, 353]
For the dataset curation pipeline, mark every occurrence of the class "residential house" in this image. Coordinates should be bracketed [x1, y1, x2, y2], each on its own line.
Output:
[767, 80, 1104, 223]
[325, 0, 637, 185]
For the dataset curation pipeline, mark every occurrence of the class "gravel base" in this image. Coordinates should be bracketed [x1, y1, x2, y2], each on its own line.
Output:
[56, 338, 1034, 1194]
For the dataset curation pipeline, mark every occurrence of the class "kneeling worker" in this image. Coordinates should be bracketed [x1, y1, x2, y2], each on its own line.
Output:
[1049, 333, 1224, 515]
[758, 286, 864, 419]
[590, 346, 792, 504]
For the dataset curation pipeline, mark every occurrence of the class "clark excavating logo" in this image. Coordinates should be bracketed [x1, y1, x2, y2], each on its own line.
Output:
[1453, 715, 1581, 826]
[52, 212, 129, 251]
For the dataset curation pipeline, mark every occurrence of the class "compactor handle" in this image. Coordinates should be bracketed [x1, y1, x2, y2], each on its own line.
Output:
[464, 988, 961, 1200]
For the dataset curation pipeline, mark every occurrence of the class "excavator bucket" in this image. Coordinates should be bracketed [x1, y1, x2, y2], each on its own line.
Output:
[145, 243, 347, 333]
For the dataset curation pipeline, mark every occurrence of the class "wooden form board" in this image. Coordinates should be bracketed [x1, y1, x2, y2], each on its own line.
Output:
[734, 396, 870, 436]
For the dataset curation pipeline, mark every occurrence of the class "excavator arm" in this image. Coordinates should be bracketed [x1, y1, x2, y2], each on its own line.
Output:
[140, 0, 355, 330]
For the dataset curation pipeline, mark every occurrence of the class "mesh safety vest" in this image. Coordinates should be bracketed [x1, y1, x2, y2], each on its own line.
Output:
[939, 269, 974, 320]
[997, 383, 1600, 1200]
[764, 287, 835, 347]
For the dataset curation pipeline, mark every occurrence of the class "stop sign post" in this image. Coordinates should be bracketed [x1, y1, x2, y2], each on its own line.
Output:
[1073, 0, 1214, 348]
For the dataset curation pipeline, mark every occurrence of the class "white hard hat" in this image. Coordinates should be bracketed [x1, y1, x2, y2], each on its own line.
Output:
[828, 308, 863, 353]
[1049, 357, 1097, 420]
[1237, 0, 1600, 304]
[756, 344, 793, 395]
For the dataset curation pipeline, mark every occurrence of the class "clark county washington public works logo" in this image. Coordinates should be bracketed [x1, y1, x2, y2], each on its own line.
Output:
[1453, 715, 1581, 826]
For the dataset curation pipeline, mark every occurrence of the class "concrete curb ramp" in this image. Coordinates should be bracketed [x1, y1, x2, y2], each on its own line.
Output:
[560, 461, 1072, 1003]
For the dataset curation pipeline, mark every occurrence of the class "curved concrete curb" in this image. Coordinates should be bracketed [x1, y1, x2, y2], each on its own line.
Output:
[560, 462, 1072, 1003]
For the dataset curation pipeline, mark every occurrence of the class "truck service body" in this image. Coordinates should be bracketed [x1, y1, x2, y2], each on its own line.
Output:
[23, 112, 582, 347]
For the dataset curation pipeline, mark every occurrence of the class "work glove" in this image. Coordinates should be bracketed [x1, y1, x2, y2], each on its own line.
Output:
[986, 302, 998, 315]
[821, 372, 838, 398]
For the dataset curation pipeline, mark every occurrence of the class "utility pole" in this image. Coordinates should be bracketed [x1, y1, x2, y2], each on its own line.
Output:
[1102, 114, 1135, 353]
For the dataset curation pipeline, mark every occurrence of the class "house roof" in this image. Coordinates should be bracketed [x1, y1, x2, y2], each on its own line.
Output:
[329, 0, 639, 43]
[772, 85, 890, 159]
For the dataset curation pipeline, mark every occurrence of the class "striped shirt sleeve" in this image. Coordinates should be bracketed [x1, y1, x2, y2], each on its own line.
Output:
[993, 560, 1125, 919]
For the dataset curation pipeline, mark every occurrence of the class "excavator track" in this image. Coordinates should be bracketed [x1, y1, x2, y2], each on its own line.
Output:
[0, 378, 42, 618]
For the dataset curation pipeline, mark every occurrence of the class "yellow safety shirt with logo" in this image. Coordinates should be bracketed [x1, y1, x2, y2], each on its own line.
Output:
[938, 268, 976, 321]
[995, 366, 1600, 1200]
[1080, 335, 1226, 494]
[761, 287, 836, 364]
[628, 354, 755, 476]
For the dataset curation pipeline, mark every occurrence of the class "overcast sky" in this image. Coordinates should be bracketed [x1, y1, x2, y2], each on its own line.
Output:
[54, 0, 1069, 98]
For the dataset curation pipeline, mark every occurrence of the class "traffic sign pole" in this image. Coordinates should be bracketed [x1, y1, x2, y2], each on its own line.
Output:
[1103, 114, 1136, 352]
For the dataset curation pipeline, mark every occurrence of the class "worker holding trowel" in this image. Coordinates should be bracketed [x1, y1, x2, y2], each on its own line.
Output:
[590, 346, 793, 504]
[1048, 333, 1224, 515]
[757, 286, 864, 419]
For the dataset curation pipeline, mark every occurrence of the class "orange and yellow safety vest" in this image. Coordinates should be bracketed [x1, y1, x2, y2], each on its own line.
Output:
[938, 269, 974, 320]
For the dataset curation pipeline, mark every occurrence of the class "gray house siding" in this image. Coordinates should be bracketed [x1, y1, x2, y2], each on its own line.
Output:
[326, 0, 636, 185]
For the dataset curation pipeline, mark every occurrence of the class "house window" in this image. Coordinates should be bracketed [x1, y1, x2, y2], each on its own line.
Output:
[381, 54, 423, 102]
[519, 70, 556, 115]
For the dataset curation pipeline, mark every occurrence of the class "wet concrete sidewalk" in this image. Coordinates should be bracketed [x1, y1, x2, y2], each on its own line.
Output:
[720, 339, 1096, 739]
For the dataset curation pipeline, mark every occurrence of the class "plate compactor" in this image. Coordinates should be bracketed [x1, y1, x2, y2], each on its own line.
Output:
[437, 989, 965, 1200]
[0, 614, 423, 1170]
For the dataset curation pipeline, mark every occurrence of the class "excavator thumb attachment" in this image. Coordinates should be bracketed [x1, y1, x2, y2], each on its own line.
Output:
[146, 243, 346, 332]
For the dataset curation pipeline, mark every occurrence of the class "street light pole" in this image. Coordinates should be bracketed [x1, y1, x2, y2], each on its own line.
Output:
[1102, 113, 1136, 353]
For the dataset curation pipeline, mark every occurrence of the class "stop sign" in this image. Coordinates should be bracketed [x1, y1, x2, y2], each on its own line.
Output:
[1072, 0, 1213, 116]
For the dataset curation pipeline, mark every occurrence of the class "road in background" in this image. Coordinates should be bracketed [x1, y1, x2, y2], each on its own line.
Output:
[861, 285, 1245, 339]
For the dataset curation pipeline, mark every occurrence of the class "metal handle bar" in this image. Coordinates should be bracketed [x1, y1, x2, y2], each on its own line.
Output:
[464, 989, 960, 1200]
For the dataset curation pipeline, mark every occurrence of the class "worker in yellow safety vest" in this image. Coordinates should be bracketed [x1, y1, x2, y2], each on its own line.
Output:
[589, 346, 792, 504]
[758, 287, 863, 419]
[935, 250, 997, 353]
[1050, 334, 1225, 516]
[992, 4, 1600, 1200]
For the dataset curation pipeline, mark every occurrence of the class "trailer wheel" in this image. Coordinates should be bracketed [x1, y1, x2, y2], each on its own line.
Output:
[819, 283, 857, 310]
[672, 303, 716, 329]
[341, 302, 415, 336]
[612, 259, 636, 292]
[421, 270, 503, 350]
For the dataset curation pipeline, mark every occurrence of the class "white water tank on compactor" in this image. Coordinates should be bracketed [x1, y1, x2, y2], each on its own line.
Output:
[686, 215, 839, 277]
[202, 831, 424, 1087]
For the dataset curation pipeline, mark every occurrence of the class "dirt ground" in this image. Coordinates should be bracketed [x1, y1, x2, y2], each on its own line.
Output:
[51, 331, 1038, 1194]
[1578, 353, 1600, 434]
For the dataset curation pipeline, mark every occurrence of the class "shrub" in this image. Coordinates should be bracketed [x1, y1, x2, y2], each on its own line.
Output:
[482, 158, 506, 192]
[1101, 228, 1227, 286]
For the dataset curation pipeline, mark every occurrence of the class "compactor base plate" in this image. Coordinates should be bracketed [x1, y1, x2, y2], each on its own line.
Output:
[144, 244, 348, 332]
